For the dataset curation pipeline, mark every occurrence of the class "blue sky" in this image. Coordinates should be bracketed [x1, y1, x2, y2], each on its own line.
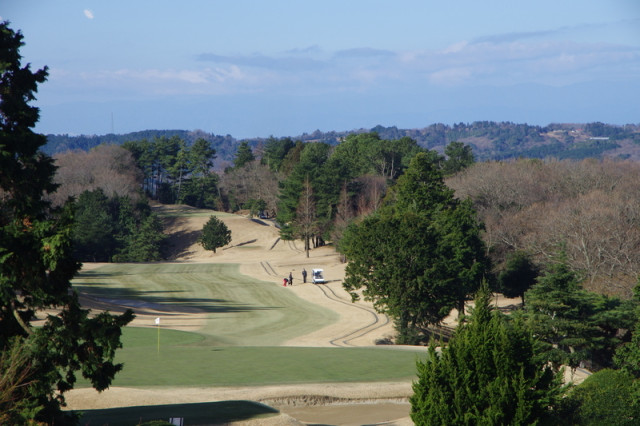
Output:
[3, 1, 639, 138]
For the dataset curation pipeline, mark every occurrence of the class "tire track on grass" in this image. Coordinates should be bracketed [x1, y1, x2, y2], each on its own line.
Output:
[287, 240, 304, 254]
[313, 283, 390, 347]
[260, 261, 278, 277]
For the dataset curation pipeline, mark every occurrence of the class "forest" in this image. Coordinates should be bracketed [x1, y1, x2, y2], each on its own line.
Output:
[43, 120, 640, 166]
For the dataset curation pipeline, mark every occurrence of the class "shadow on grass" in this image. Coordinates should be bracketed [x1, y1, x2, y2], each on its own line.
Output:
[76, 400, 280, 425]
[72, 284, 277, 315]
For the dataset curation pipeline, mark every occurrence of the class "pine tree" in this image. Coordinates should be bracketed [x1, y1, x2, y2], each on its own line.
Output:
[524, 257, 604, 370]
[0, 22, 134, 424]
[498, 250, 539, 305]
[233, 141, 256, 169]
[198, 216, 231, 253]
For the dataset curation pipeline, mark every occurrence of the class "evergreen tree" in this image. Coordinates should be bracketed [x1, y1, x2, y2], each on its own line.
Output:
[198, 216, 231, 253]
[293, 177, 317, 257]
[72, 189, 116, 261]
[411, 283, 564, 425]
[181, 138, 219, 208]
[442, 141, 475, 176]
[498, 250, 539, 305]
[0, 22, 133, 423]
[233, 140, 255, 169]
[523, 255, 635, 370]
[342, 152, 489, 343]
[117, 214, 166, 262]
[560, 369, 640, 425]
[261, 136, 295, 173]
[277, 142, 331, 239]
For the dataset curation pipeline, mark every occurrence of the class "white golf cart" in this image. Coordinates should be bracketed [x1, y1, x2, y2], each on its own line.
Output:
[311, 269, 325, 284]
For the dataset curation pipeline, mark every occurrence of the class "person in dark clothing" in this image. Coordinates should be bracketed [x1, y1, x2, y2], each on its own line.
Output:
[289, 272, 293, 286]
[302, 268, 307, 283]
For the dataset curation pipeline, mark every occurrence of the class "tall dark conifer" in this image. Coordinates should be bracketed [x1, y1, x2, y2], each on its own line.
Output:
[0, 22, 133, 424]
[411, 284, 564, 425]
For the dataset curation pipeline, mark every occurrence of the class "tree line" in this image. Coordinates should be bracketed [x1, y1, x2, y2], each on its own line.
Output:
[43, 121, 640, 165]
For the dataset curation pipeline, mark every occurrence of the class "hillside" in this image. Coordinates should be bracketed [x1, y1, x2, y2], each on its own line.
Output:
[43, 121, 640, 166]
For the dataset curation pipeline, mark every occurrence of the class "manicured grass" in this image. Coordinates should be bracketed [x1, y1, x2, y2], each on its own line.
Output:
[73, 263, 338, 345]
[77, 327, 426, 387]
[71, 262, 426, 426]
[78, 401, 279, 425]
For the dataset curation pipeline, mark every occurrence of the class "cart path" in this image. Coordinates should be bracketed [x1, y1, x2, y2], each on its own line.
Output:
[312, 283, 391, 347]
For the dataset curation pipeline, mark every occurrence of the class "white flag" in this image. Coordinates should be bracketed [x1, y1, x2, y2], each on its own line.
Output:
[155, 317, 160, 325]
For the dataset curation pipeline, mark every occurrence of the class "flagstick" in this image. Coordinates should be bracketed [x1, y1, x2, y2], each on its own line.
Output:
[155, 317, 160, 355]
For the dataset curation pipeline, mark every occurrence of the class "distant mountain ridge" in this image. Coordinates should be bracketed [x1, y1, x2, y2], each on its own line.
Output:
[43, 121, 640, 164]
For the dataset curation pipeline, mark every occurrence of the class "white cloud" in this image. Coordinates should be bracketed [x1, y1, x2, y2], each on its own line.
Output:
[428, 67, 473, 86]
[83, 9, 94, 20]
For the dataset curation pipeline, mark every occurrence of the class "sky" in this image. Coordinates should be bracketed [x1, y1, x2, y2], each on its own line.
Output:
[2, 1, 640, 138]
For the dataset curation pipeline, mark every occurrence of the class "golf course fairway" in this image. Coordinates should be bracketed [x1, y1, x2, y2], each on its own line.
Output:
[72, 263, 426, 388]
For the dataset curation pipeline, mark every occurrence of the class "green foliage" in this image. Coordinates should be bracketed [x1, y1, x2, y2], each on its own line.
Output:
[46, 122, 640, 165]
[276, 133, 424, 245]
[522, 257, 636, 370]
[72, 189, 166, 262]
[123, 136, 218, 206]
[198, 216, 231, 253]
[560, 369, 640, 425]
[442, 141, 475, 176]
[0, 22, 134, 424]
[615, 329, 640, 378]
[245, 198, 267, 218]
[615, 285, 640, 377]
[498, 250, 539, 304]
[276, 142, 331, 229]
[178, 174, 219, 209]
[114, 214, 166, 262]
[0, 338, 40, 424]
[342, 152, 489, 343]
[384, 150, 453, 212]
[72, 189, 117, 261]
[261, 136, 296, 172]
[410, 283, 564, 425]
[232, 140, 255, 169]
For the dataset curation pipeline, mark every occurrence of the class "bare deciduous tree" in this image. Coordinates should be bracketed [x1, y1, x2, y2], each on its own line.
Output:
[294, 177, 317, 257]
[51, 144, 141, 206]
[219, 161, 280, 215]
[448, 158, 640, 297]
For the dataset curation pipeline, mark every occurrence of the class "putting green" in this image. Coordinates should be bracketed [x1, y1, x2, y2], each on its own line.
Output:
[73, 263, 338, 345]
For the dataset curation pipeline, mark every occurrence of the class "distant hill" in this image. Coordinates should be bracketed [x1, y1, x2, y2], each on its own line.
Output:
[43, 121, 640, 164]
